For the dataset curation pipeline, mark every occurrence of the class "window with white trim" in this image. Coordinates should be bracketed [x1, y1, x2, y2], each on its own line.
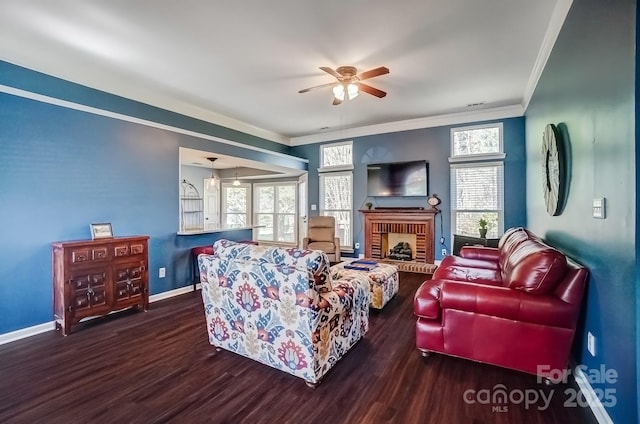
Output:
[319, 141, 353, 172]
[221, 183, 251, 229]
[450, 124, 504, 238]
[319, 172, 352, 249]
[254, 182, 297, 244]
[319, 141, 353, 250]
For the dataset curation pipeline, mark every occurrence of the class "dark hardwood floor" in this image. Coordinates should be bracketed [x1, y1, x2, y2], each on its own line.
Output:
[0, 273, 597, 424]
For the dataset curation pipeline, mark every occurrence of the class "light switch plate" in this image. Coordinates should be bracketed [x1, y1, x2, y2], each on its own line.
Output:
[592, 198, 606, 219]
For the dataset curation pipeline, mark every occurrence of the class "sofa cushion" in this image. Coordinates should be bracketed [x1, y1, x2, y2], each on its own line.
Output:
[213, 239, 333, 293]
[502, 240, 568, 294]
[438, 254, 499, 271]
[433, 263, 502, 286]
[306, 241, 337, 253]
[308, 226, 335, 242]
[497, 227, 533, 271]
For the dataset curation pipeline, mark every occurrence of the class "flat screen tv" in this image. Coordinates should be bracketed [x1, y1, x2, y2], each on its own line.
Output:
[367, 160, 428, 197]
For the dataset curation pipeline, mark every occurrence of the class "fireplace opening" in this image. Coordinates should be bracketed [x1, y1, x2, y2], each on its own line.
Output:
[389, 242, 412, 261]
[382, 233, 417, 261]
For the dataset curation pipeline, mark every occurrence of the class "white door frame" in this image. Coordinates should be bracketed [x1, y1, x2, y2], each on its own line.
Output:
[298, 173, 308, 248]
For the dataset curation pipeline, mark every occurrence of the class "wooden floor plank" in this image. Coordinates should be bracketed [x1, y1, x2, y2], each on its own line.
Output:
[0, 272, 596, 424]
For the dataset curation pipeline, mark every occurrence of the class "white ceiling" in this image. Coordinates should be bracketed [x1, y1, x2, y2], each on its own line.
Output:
[0, 0, 570, 145]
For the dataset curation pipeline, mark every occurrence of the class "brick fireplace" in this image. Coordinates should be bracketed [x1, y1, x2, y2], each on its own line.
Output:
[360, 209, 438, 266]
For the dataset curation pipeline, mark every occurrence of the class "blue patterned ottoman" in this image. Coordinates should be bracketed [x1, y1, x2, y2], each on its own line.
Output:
[331, 260, 399, 309]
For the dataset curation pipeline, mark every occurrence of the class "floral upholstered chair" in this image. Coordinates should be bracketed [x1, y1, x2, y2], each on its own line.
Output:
[198, 239, 371, 386]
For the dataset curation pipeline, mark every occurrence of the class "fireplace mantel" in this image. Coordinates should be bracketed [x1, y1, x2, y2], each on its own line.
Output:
[360, 208, 439, 264]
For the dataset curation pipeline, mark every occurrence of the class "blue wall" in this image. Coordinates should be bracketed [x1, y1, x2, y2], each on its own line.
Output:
[291, 117, 527, 260]
[524, 0, 636, 422]
[0, 62, 305, 335]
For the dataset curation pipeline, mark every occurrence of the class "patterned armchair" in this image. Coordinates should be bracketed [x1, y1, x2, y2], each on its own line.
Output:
[198, 239, 370, 386]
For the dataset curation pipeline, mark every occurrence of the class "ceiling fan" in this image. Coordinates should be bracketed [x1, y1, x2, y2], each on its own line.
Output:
[298, 66, 389, 105]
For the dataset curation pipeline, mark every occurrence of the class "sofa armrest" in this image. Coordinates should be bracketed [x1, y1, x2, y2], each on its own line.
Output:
[311, 274, 369, 330]
[459, 246, 500, 262]
[302, 237, 310, 249]
[439, 281, 578, 328]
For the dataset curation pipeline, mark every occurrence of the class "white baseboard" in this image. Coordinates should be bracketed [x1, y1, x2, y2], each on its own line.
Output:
[572, 364, 614, 424]
[0, 284, 198, 346]
[149, 285, 197, 302]
[0, 321, 56, 346]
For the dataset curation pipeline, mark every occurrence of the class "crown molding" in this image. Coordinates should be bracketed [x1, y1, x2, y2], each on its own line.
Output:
[522, 0, 573, 112]
[290, 104, 525, 146]
[0, 84, 307, 166]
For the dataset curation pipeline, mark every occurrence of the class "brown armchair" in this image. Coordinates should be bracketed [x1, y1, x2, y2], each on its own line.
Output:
[303, 216, 341, 262]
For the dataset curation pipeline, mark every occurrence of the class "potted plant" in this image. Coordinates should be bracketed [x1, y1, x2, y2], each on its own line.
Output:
[478, 218, 488, 238]
[365, 202, 373, 210]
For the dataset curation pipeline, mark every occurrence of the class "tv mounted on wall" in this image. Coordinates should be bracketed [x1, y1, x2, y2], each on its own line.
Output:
[367, 160, 429, 197]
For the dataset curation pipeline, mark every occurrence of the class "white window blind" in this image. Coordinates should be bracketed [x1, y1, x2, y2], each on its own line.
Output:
[450, 162, 504, 238]
[319, 171, 352, 249]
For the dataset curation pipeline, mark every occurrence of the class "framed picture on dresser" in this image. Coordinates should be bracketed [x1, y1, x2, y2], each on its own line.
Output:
[90, 223, 113, 239]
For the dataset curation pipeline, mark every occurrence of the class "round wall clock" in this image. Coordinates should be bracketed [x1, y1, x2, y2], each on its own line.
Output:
[541, 123, 566, 216]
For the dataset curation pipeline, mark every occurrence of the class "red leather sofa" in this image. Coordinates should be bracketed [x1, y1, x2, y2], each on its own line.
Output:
[414, 227, 588, 381]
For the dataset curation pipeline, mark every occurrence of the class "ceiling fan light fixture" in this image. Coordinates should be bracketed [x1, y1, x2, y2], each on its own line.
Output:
[300, 65, 387, 105]
[347, 83, 359, 100]
[332, 83, 359, 101]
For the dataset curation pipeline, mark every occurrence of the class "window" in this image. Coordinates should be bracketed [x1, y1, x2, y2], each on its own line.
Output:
[450, 124, 504, 238]
[451, 123, 502, 159]
[254, 182, 297, 244]
[221, 183, 251, 229]
[319, 141, 353, 249]
[319, 171, 352, 249]
[319, 141, 353, 171]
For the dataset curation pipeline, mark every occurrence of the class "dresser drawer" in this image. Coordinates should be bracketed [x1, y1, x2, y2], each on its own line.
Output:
[114, 242, 146, 257]
[70, 247, 110, 263]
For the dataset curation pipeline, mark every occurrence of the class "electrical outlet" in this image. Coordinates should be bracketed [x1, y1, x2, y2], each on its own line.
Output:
[354, 242, 360, 249]
[159, 267, 166, 278]
[587, 332, 596, 356]
[441, 248, 447, 256]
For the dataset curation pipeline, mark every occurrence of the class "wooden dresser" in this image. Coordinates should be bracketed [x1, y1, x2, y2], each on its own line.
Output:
[52, 235, 150, 335]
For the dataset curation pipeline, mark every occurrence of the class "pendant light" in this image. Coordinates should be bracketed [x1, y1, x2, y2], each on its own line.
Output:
[232, 166, 241, 186]
[207, 157, 218, 188]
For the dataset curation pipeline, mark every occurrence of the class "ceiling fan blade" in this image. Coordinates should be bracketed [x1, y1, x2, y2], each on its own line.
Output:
[358, 83, 387, 98]
[357, 66, 389, 81]
[298, 82, 337, 94]
[320, 66, 341, 79]
[332, 97, 343, 106]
